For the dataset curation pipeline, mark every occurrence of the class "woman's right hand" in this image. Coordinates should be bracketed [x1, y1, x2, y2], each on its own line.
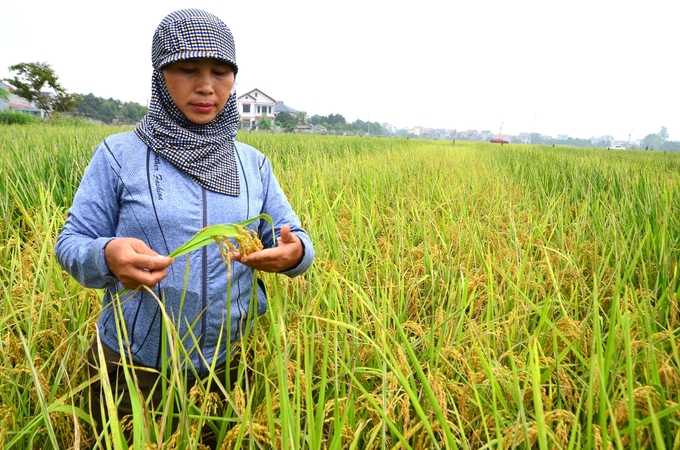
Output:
[104, 238, 174, 289]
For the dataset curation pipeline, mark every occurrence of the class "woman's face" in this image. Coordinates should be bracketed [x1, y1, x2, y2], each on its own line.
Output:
[162, 58, 235, 124]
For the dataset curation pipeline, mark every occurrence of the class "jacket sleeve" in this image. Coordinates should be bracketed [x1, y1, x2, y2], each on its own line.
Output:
[257, 157, 315, 278]
[55, 142, 121, 288]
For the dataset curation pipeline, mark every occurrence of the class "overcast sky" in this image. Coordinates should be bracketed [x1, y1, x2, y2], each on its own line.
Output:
[1, 0, 677, 141]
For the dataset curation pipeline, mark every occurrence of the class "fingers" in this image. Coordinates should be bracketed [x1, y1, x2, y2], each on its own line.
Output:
[229, 225, 303, 273]
[141, 265, 169, 285]
[105, 238, 174, 289]
[279, 225, 296, 243]
[140, 254, 174, 271]
[120, 261, 170, 290]
[124, 266, 169, 290]
[228, 251, 243, 262]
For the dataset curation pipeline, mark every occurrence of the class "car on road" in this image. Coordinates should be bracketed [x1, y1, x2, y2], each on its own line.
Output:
[490, 137, 509, 144]
[607, 145, 625, 150]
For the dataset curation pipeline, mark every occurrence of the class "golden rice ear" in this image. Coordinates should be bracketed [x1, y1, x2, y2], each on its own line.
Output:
[233, 226, 264, 259]
[168, 213, 274, 259]
[211, 227, 264, 278]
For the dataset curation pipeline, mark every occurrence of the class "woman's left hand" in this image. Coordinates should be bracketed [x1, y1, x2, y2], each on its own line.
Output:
[229, 225, 303, 273]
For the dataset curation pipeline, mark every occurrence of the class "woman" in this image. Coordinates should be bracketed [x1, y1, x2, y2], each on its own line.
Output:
[55, 8, 314, 446]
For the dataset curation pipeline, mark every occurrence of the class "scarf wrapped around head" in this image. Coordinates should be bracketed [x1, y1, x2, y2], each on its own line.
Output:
[135, 8, 241, 196]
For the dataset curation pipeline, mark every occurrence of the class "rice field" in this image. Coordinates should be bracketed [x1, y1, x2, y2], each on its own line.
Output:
[1, 123, 680, 449]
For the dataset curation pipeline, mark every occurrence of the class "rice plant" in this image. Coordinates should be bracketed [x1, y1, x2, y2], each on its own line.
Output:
[2, 124, 680, 449]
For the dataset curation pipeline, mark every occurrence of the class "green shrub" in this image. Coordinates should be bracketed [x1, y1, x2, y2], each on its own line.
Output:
[47, 113, 98, 127]
[0, 109, 41, 124]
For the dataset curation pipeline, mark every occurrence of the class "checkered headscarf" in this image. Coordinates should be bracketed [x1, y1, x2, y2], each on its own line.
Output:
[135, 9, 241, 196]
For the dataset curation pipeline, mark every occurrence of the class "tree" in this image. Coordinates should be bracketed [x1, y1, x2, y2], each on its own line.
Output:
[0, 86, 8, 103]
[661, 140, 680, 151]
[257, 117, 273, 131]
[52, 92, 82, 113]
[295, 111, 307, 125]
[595, 138, 612, 148]
[352, 118, 366, 133]
[309, 113, 348, 132]
[642, 133, 661, 150]
[275, 112, 296, 132]
[327, 114, 346, 127]
[370, 121, 385, 135]
[76, 93, 102, 118]
[564, 137, 591, 147]
[119, 101, 147, 123]
[640, 126, 672, 150]
[3, 62, 80, 114]
[75, 93, 147, 123]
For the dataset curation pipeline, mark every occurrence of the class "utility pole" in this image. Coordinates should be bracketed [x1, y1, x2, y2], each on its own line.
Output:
[499, 122, 504, 136]
[628, 129, 634, 148]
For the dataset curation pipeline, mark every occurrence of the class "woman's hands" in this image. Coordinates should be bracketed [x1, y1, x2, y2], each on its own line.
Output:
[104, 238, 174, 289]
[229, 225, 303, 273]
[104, 225, 302, 288]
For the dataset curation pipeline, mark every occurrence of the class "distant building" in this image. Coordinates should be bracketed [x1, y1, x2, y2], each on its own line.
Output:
[0, 82, 9, 110]
[312, 124, 328, 134]
[0, 81, 44, 117]
[407, 126, 423, 136]
[237, 88, 276, 130]
[479, 130, 493, 141]
[294, 124, 312, 134]
[420, 127, 436, 138]
[432, 129, 451, 140]
[274, 100, 297, 116]
[460, 129, 479, 139]
[291, 124, 326, 135]
[381, 122, 396, 134]
[591, 135, 614, 145]
[518, 132, 531, 144]
[291, 124, 320, 134]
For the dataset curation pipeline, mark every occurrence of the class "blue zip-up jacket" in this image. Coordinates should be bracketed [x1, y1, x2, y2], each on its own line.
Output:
[56, 131, 314, 373]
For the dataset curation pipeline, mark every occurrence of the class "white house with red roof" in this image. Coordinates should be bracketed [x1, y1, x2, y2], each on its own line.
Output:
[460, 129, 479, 139]
[407, 126, 423, 136]
[518, 132, 531, 144]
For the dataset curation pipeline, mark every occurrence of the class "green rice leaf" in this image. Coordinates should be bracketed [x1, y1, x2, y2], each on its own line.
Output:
[168, 213, 275, 258]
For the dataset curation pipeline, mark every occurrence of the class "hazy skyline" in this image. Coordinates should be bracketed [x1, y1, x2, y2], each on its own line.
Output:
[1, 0, 677, 141]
